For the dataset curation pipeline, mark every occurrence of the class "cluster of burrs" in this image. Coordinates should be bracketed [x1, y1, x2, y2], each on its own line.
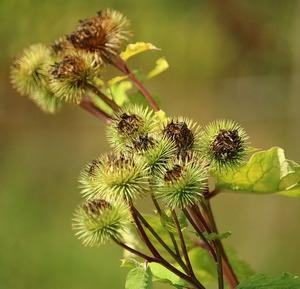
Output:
[73, 104, 248, 288]
[11, 9, 132, 115]
[11, 9, 250, 289]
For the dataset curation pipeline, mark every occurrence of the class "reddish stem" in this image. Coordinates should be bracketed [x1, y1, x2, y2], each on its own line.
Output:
[111, 56, 160, 111]
[79, 98, 112, 123]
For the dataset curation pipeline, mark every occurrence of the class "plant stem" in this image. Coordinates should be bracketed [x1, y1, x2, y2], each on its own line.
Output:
[203, 200, 239, 289]
[129, 202, 205, 289]
[79, 98, 112, 123]
[134, 207, 189, 273]
[187, 205, 224, 289]
[129, 201, 161, 258]
[112, 237, 158, 262]
[87, 82, 120, 111]
[183, 208, 217, 260]
[111, 56, 160, 111]
[171, 210, 195, 278]
[151, 194, 181, 258]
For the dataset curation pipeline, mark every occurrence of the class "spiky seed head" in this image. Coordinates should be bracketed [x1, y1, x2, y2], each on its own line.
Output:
[138, 136, 177, 177]
[73, 199, 131, 246]
[30, 88, 62, 114]
[79, 153, 149, 202]
[51, 37, 74, 56]
[79, 158, 104, 200]
[132, 134, 156, 152]
[199, 120, 249, 170]
[11, 44, 52, 97]
[101, 153, 149, 202]
[107, 105, 157, 152]
[163, 118, 201, 159]
[49, 51, 101, 103]
[68, 9, 130, 60]
[154, 155, 208, 209]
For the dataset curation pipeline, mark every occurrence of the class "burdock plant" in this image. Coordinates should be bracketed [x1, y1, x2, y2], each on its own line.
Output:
[11, 8, 300, 289]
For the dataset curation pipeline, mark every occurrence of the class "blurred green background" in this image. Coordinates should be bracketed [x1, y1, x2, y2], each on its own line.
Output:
[1, 0, 300, 288]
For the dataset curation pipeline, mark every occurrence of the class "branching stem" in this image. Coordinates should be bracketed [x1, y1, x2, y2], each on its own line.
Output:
[111, 56, 160, 111]
[87, 82, 120, 111]
[151, 194, 181, 258]
[171, 210, 195, 278]
[203, 200, 239, 289]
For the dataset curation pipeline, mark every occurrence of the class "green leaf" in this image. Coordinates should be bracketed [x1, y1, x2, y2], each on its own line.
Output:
[202, 231, 232, 241]
[213, 147, 300, 196]
[129, 91, 161, 108]
[149, 263, 187, 288]
[225, 246, 255, 282]
[188, 247, 217, 285]
[237, 273, 300, 289]
[120, 42, 160, 61]
[188, 245, 254, 287]
[106, 80, 132, 106]
[147, 57, 169, 79]
[125, 265, 153, 289]
[121, 258, 141, 268]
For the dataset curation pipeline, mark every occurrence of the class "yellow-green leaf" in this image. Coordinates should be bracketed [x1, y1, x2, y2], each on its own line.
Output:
[237, 273, 300, 289]
[213, 147, 300, 196]
[106, 81, 132, 106]
[147, 57, 169, 79]
[120, 42, 160, 61]
[125, 265, 153, 289]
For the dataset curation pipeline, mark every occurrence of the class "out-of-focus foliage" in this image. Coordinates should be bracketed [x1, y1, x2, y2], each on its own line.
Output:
[1, 0, 300, 289]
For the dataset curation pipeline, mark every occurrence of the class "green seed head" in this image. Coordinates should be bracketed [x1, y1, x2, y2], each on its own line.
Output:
[30, 88, 62, 114]
[199, 120, 249, 170]
[49, 51, 102, 103]
[11, 44, 52, 97]
[154, 155, 208, 209]
[107, 105, 157, 152]
[73, 199, 131, 246]
[79, 152, 149, 202]
[138, 136, 177, 177]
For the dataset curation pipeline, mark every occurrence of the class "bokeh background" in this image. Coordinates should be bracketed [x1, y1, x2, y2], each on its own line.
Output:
[1, 0, 300, 288]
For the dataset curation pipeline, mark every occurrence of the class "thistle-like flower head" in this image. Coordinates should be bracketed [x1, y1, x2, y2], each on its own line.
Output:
[163, 118, 201, 158]
[31, 88, 62, 114]
[137, 136, 177, 177]
[73, 199, 131, 246]
[49, 51, 101, 103]
[79, 158, 104, 200]
[11, 44, 52, 96]
[79, 152, 149, 202]
[199, 120, 249, 169]
[68, 9, 130, 60]
[51, 37, 74, 57]
[107, 105, 157, 152]
[154, 155, 208, 209]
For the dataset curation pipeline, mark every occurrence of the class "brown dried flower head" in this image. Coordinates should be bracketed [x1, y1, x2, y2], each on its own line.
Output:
[163, 118, 200, 158]
[68, 9, 130, 60]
